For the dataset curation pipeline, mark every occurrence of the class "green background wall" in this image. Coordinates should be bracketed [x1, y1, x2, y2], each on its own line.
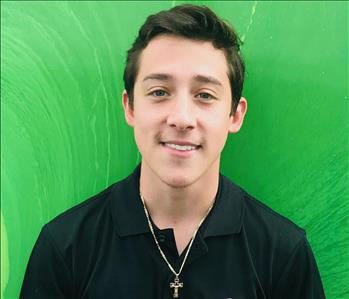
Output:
[1, 1, 348, 298]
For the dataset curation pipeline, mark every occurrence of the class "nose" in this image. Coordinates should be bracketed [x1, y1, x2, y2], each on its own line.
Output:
[166, 96, 197, 131]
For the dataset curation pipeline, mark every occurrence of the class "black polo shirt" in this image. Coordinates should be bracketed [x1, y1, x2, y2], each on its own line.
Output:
[20, 166, 325, 299]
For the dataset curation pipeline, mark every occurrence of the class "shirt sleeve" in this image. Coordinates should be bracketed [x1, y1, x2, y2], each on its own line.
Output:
[272, 236, 326, 299]
[19, 225, 73, 299]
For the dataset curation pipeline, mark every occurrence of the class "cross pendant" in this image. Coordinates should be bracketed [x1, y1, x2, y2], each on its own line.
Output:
[170, 275, 183, 298]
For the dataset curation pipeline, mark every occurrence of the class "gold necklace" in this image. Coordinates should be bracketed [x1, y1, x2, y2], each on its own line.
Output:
[140, 192, 214, 298]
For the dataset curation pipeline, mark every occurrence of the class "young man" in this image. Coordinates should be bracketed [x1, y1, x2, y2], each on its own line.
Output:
[20, 4, 325, 299]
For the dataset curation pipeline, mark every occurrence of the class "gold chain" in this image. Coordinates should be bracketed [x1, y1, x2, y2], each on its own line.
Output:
[140, 192, 214, 278]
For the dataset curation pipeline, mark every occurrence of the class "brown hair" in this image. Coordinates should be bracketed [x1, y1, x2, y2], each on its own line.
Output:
[123, 4, 245, 114]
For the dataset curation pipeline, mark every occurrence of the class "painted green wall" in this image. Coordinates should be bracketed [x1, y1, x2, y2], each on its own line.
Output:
[1, 1, 348, 298]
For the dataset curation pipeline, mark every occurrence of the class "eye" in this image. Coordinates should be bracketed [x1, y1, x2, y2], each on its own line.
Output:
[196, 92, 215, 101]
[150, 90, 169, 97]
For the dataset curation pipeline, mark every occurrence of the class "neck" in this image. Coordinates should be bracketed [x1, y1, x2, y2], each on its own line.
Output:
[139, 162, 219, 228]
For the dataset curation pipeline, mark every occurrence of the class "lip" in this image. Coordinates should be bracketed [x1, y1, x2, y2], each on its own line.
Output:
[161, 140, 201, 147]
[160, 141, 201, 158]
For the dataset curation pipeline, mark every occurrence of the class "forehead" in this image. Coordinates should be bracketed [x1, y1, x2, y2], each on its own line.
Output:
[136, 35, 230, 87]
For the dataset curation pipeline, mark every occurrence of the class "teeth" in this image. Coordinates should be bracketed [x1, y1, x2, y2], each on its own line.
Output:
[165, 143, 197, 151]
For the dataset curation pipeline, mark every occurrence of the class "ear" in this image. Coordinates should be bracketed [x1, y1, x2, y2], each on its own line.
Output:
[122, 90, 135, 127]
[228, 97, 247, 133]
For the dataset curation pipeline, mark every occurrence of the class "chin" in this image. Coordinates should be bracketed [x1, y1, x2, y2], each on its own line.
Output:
[160, 173, 198, 189]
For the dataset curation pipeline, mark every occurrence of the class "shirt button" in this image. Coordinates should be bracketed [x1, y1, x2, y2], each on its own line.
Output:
[158, 234, 166, 242]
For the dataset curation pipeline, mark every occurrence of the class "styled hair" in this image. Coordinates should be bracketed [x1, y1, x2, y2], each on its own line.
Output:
[123, 4, 245, 114]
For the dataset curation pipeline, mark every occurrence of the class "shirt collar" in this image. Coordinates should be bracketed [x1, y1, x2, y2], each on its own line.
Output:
[110, 165, 243, 238]
[203, 174, 244, 237]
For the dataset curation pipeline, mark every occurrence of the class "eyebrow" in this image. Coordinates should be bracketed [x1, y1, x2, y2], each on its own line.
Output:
[193, 74, 223, 87]
[143, 73, 172, 82]
[143, 73, 223, 87]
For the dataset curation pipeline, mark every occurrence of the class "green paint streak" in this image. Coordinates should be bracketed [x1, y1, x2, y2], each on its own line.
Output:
[1, 212, 9, 299]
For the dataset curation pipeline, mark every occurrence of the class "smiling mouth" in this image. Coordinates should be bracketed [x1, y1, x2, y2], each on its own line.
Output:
[160, 142, 201, 152]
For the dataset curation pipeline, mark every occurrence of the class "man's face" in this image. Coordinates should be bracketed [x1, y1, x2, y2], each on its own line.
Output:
[123, 35, 246, 188]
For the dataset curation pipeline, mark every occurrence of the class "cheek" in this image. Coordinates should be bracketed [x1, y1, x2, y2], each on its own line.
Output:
[201, 109, 231, 131]
[203, 116, 231, 145]
[134, 102, 169, 135]
[133, 127, 152, 154]
[133, 109, 161, 145]
[134, 107, 156, 128]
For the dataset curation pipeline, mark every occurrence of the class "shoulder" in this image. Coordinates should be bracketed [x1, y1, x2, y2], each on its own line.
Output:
[241, 185, 305, 242]
[223, 175, 304, 238]
[221, 176, 314, 291]
[221, 175, 306, 257]
[44, 183, 115, 234]
[41, 174, 131, 252]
